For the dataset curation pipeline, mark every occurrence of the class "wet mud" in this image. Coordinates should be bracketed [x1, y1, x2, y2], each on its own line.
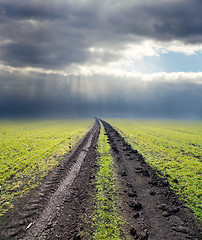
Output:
[101, 119, 201, 240]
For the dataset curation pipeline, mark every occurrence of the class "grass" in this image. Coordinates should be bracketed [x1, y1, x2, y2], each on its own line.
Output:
[0, 119, 92, 216]
[105, 119, 202, 220]
[93, 124, 124, 240]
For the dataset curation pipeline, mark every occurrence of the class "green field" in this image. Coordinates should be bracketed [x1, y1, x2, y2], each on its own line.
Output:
[0, 119, 92, 216]
[1, 118, 201, 222]
[105, 119, 202, 219]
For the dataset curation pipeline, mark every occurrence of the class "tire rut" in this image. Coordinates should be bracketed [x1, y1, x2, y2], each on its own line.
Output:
[24, 132, 94, 239]
[0, 120, 100, 240]
[100, 119, 201, 240]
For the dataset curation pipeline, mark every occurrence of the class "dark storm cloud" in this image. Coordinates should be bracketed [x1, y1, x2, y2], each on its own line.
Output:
[1, 0, 97, 21]
[0, 71, 201, 119]
[0, 0, 202, 119]
[109, 0, 202, 42]
[0, 0, 202, 69]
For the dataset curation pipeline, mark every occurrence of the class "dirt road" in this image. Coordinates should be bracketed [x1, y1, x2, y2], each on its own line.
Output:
[0, 119, 201, 240]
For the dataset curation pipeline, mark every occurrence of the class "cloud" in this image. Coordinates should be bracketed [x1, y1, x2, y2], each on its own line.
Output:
[0, 0, 202, 118]
[0, 0, 202, 71]
[0, 70, 201, 118]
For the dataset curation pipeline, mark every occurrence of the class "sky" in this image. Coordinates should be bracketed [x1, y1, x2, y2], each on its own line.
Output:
[0, 0, 202, 119]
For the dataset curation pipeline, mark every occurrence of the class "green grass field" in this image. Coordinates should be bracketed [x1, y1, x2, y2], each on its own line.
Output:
[0, 119, 92, 216]
[105, 119, 202, 220]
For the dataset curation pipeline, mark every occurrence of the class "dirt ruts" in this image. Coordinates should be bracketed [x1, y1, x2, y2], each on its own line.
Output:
[0, 118, 201, 240]
[0, 119, 100, 240]
[100, 119, 201, 240]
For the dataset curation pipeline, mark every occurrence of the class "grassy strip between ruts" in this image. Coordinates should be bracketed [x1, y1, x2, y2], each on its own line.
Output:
[93, 124, 124, 240]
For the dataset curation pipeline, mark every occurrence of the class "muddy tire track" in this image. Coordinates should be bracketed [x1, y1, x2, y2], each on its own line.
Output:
[101, 119, 201, 240]
[0, 120, 100, 240]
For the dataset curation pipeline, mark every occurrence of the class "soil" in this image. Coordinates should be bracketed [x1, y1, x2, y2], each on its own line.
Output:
[101, 119, 201, 240]
[0, 118, 201, 240]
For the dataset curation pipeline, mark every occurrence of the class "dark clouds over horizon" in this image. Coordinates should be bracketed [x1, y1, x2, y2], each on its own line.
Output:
[1, 71, 202, 119]
[0, 0, 202, 119]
